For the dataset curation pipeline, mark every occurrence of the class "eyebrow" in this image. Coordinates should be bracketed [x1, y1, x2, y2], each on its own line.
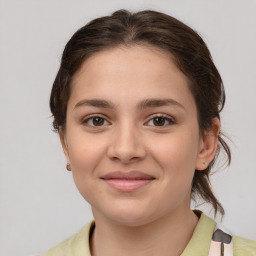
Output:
[73, 98, 185, 111]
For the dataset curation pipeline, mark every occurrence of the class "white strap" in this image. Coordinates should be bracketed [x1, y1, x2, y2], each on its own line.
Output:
[208, 240, 233, 256]
[208, 225, 233, 256]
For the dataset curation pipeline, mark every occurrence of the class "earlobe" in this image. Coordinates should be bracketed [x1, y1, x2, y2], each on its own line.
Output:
[59, 128, 71, 164]
[196, 118, 220, 171]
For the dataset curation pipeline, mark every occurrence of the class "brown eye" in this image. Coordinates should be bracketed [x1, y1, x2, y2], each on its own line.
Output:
[147, 115, 175, 127]
[92, 117, 104, 126]
[82, 116, 109, 127]
[153, 117, 166, 126]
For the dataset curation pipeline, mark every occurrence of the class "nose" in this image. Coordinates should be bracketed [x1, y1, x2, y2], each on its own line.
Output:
[107, 122, 146, 164]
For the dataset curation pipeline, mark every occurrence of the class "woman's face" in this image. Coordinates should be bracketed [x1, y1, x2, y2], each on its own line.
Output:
[61, 45, 212, 226]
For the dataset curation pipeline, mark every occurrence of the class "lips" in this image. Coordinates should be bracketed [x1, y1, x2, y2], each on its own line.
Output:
[101, 171, 155, 191]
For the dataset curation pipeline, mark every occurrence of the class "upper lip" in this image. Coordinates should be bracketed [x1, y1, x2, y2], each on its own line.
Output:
[101, 171, 155, 180]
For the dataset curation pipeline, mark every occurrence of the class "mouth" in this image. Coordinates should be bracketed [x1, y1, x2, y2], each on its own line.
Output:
[100, 171, 155, 191]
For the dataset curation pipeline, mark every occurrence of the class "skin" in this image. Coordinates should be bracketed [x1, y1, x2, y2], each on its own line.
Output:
[60, 45, 220, 256]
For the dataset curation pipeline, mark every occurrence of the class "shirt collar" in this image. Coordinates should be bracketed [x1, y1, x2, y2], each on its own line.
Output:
[181, 210, 216, 256]
[73, 211, 216, 256]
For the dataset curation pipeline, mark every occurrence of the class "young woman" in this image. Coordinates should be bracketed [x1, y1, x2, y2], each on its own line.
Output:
[41, 9, 256, 256]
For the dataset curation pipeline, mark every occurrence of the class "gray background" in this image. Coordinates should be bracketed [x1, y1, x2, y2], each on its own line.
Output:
[0, 0, 255, 255]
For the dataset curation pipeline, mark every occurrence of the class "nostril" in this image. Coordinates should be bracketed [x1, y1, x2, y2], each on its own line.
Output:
[106, 130, 147, 162]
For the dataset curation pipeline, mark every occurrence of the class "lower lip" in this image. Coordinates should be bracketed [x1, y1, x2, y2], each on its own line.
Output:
[103, 179, 153, 191]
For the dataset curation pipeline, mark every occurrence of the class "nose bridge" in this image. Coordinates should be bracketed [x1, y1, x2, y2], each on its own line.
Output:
[108, 119, 146, 162]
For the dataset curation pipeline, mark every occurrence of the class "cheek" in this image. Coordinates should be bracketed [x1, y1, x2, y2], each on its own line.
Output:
[152, 130, 199, 192]
[67, 132, 106, 191]
[153, 130, 199, 168]
[68, 130, 106, 167]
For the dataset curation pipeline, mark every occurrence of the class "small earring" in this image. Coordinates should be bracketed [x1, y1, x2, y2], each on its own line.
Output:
[66, 163, 71, 171]
[203, 161, 208, 166]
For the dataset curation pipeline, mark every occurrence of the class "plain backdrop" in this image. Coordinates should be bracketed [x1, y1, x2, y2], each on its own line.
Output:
[0, 0, 255, 255]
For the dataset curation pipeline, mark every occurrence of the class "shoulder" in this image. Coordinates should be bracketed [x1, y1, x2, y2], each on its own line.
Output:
[195, 211, 256, 255]
[39, 235, 73, 256]
[233, 235, 256, 256]
[39, 222, 93, 256]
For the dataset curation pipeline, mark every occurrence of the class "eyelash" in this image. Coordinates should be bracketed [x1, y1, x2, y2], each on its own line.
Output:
[81, 114, 176, 128]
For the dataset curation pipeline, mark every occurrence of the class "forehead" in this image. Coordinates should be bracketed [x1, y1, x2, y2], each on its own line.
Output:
[69, 45, 195, 113]
[72, 44, 185, 85]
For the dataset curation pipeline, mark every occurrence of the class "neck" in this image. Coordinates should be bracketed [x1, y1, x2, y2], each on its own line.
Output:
[90, 208, 199, 256]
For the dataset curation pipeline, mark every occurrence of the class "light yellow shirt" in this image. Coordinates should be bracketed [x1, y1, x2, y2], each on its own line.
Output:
[40, 212, 256, 256]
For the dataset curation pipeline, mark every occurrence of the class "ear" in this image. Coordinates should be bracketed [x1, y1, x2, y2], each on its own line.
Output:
[196, 118, 220, 171]
[59, 128, 71, 164]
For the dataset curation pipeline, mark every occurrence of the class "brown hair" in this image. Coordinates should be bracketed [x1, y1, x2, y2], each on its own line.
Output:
[50, 9, 231, 216]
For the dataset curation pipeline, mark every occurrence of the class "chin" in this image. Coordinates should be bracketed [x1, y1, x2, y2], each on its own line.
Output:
[109, 213, 153, 227]
[99, 203, 158, 227]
